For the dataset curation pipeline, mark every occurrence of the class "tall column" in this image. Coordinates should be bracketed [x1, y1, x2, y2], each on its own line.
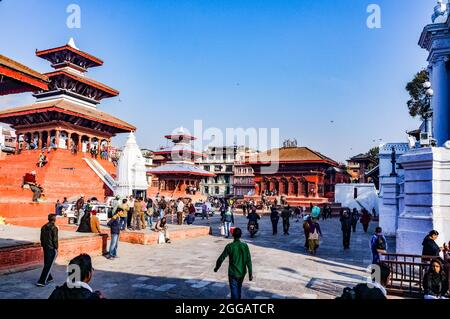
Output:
[260, 179, 266, 195]
[431, 56, 450, 146]
[255, 182, 260, 196]
[46, 132, 50, 149]
[288, 180, 294, 196]
[279, 179, 285, 195]
[55, 130, 60, 148]
[37, 132, 43, 150]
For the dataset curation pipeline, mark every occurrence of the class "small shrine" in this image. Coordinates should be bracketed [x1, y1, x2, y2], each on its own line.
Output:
[148, 127, 215, 198]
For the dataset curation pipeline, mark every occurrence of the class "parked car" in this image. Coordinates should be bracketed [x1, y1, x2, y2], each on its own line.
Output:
[194, 202, 215, 217]
[66, 204, 112, 224]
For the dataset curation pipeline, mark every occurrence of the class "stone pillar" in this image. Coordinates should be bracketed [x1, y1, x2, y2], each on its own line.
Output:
[431, 56, 450, 146]
[269, 180, 275, 193]
[419, 22, 450, 146]
[396, 147, 450, 254]
[288, 181, 294, 196]
[55, 130, 60, 148]
[260, 180, 266, 195]
[46, 132, 51, 149]
[379, 175, 402, 237]
[279, 179, 285, 195]
[37, 132, 42, 150]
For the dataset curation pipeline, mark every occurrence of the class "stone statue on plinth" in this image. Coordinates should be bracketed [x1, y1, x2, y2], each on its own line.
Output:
[432, 0, 449, 23]
[390, 147, 398, 177]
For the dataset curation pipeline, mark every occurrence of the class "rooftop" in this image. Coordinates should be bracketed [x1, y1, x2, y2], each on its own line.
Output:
[0, 54, 49, 95]
[246, 147, 338, 166]
[44, 70, 119, 97]
[147, 163, 215, 177]
[36, 43, 104, 68]
[0, 99, 135, 132]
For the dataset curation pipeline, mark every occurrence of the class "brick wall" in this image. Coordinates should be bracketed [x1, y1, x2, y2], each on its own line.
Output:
[0, 234, 107, 274]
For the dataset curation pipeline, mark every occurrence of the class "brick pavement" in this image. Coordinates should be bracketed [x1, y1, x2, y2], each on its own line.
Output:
[0, 214, 394, 299]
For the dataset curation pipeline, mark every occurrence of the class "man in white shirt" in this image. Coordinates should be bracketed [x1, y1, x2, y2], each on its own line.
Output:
[177, 198, 185, 225]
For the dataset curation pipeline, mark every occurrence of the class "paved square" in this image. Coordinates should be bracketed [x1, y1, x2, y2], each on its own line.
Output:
[0, 215, 394, 299]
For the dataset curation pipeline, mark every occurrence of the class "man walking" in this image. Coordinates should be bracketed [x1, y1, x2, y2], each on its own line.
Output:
[127, 196, 135, 229]
[214, 228, 253, 300]
[351, 208, 360, 232]
[201, 201, 208, 220]
[340, 211, 352, 250]
[106, 208, 122, 259]
[176, 198, 185, 225]
[133, 197, 143, 230]
[370, 227, 387, 264]
[37, 214, 59, 287]
[281, 205, 292, 235]
[270, 206, 280, 235]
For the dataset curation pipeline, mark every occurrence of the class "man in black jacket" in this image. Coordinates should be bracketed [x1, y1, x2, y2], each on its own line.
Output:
[270, 207, 280, 235]
[281, 206, 292, 235]
[49, 254, 104, 299]
[37, 214, 58, 287]
[340, 211, 352, 250]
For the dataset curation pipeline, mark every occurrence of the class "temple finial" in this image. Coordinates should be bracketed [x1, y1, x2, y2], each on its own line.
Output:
[67, 37, 79, 50]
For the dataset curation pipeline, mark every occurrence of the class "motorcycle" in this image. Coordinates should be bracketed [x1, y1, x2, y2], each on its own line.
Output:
[248, 220, 258, 238]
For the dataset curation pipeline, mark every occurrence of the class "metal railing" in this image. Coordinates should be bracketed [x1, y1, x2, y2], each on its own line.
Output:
[381, 253, 436, 297]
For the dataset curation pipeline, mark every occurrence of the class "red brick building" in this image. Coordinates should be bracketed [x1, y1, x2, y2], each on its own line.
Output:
[0, 40, 134, 210]
[245, 146, 350, 206]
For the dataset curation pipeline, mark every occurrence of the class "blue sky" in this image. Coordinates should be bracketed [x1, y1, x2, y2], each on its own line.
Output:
[0, 0, 434, 162]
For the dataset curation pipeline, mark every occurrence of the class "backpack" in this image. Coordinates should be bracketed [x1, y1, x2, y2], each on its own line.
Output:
[336, 284, 386, 300]
[375, 235, 386, 251]
[336, 287, 357, 300]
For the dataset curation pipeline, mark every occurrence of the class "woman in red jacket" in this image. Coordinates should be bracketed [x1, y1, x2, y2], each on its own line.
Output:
[360, 209, 372, 233]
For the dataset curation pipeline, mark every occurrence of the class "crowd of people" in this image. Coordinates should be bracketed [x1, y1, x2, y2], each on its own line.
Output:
[35, 192, 450, 300]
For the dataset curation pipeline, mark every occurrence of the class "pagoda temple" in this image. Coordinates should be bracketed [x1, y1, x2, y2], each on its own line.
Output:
[245, 144, 350, 206]
[0, 40, 135, 224]
[147, 127, 215, 199]
[0, 39, 134, 152]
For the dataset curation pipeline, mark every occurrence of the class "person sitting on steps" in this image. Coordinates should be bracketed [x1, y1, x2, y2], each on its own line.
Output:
[37, 152, 48, 167]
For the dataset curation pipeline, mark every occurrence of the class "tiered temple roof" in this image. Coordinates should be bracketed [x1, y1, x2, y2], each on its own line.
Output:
[0, 99, 135, 134]
[148, 128, 213, 177]
[0, 54, 49, 95]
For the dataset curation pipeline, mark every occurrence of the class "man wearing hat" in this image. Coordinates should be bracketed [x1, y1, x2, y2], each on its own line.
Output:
[37, 214, 58, 287]
[90, 210, 102, 234]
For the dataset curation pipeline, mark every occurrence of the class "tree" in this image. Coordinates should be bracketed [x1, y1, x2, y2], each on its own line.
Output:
[368, 146, 379, 160]
[367, 147, 379, 171]
[405, 69, 431, 120]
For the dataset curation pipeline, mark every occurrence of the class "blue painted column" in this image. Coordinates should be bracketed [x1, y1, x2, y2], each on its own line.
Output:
[431, 56, 450, 146]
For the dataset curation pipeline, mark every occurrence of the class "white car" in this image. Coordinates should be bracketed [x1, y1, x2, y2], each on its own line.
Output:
[194, 202, 214, 217]
[66, 204, 112, 224]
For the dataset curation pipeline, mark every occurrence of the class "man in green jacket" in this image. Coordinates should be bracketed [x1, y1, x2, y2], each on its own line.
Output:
[214, 228, 253, 299]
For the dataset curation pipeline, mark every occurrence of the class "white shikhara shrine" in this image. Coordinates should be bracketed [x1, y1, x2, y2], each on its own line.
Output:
[115, 132, 148, 197]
